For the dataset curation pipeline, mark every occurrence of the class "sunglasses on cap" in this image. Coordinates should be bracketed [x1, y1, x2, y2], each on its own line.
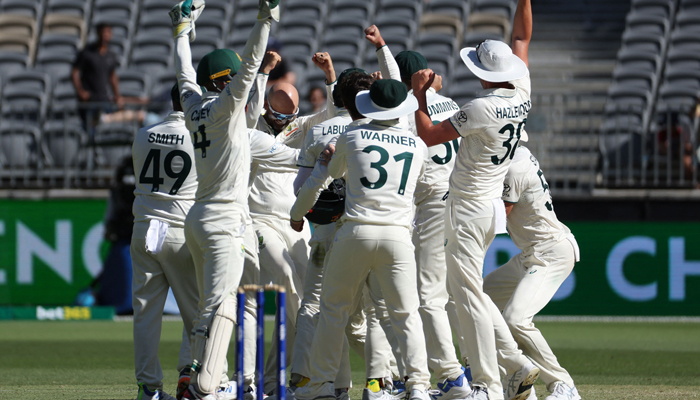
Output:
[268, 102, 299, 123]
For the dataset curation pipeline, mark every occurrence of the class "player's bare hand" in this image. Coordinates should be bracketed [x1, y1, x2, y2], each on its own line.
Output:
[370, 71, 382, 80]
[261, 51, 282, 74]
[364, 25, 386, 49]
[290, 218, 304, 232]
[430, 74, 443, 92]
[320, 143, 336, 166]
[412, 69, 435, 94]
[313, 52, 333, 72]
[313, 52, 336, 83]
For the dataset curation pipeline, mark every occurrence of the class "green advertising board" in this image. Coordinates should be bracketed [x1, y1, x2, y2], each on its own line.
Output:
[0, 199, 109, 305]
[1, 199, 699, 315]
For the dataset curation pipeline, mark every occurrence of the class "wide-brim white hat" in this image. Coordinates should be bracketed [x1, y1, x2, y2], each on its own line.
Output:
[355, 80, 419, 120]
[460, 40, 528, 83]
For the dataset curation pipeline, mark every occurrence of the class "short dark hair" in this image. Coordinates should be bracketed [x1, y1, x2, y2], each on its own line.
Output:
[339, 73, 375, 120]
[96, 23, 110, 32]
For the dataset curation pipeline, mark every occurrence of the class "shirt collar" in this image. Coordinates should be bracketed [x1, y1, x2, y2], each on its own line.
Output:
[165, 111, 185, 121]
[477, 86, 518, 99]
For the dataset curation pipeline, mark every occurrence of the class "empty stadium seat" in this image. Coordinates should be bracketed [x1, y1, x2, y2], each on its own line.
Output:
[625, 12, 670, 36]
[332, 0, 374, 21]
[471, 0, 516, 19]
[0, 0, 43, 19]
[676, 10, 700, 31]
[419, 14, 463, 39]
[621, 30, 666, 54]
[0, 122, 43, 169]
[117, 69, 152, 98]
[35, 49, 75, 79]
[666, 46, 700, 69]
[195, 13, 229, 39]
[284, 0, 326, 20]
[92, 0, 137, 20]
[94, 123, 135, 167]
[322, 33, 364, 61]
[417, 33, 458, 57]
[325, 15, 369, 37]
[49, 82, 79, 120]
[616, 48, 662, 73]
[202, 0, 233, 21]
[37, 33, 81, 57]
[42, 120, 85, 167]
[612, 66, 658, 91]
[137, 14, 172, 37]
[279, 19, 322, 40]
[656, 84, 700, 110]
[5, 70, 51, 93]
[42, 14, 86, 44]
[46, 0, 92, 18]
[463, 31, 504, 48]
[663, 65, 700, 89]
[466, 13, 511, 39]
[1, 87, 48, 123]
[0, 52, 29, 78]
[421, 51, 454, 82]
[378, 0, 422, 21]
[426, 0, 469, 22]
[630, 0, 675, 18]
[380, 33, 414, 53]
[373, 15, 417, 38]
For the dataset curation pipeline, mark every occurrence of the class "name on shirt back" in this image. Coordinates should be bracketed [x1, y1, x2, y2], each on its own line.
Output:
[148, 132, 186, 145]
[360, 131, 417, 148]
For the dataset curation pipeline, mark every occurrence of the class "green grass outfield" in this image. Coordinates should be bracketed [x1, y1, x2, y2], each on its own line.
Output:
[1, 320, 699, 399]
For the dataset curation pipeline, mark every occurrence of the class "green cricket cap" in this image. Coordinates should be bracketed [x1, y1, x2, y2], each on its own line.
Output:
[395, 51, 428, 81]
[196, 49, 242, 86]
[369, 79, 407, 108]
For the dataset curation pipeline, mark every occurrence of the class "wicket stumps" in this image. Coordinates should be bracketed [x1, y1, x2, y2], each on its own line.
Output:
[236, 284, 286, 400]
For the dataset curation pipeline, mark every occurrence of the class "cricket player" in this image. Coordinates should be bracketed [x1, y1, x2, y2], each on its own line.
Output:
[485, 146, 581, 400]
[286, 67, 371, 400]
[364, 26, 469, 399]
[169, 0, 279, 398]
[246, 52, 338, 396]
[131, 85, 199, 400]
[239, 127, 302, 400]
[411, 0, 540, 399]
[294, 78, 431, 400]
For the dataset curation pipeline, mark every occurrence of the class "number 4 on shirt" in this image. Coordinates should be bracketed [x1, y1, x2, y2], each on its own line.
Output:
[193, 124, 211, 157]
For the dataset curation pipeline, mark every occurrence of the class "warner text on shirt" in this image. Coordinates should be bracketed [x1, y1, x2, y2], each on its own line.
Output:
[360, 130, 418, 148]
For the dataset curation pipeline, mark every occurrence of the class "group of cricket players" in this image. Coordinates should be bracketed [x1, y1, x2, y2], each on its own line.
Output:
[129, 1, 582, 400]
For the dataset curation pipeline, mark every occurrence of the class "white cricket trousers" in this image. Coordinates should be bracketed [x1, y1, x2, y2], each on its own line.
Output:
[484, 238, 578, 389]
[185, 202, 246, 391]
[307, 222, 430, 392]
[412, 186, 464, 382]
[363, 273, 402, 381]
[291, 222, 365, 389]
[131, 222, 199, 389]
[444, 196, 528, 400]
[254, 216, 310, 393]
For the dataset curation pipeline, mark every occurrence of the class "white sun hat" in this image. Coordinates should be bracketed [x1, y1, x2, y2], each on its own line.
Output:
[355, 79, 419, 120]
[460, 40, 528, 83]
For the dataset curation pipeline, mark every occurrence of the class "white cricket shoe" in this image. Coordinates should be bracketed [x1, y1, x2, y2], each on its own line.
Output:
[138, 383, 178, 400]
[464, 387, 489, 400]
[544, 382, 580, 400]
[408, 389, 431, 400]
[504, 362, 540, 400]
[295, 382, 336, 400]
[243, 383, 258, 400]
[362, 388, 395, 400]
[218, 381, 238, 400]
[336, 388, 350, 400]
[182, 385, 227, 400]
[267, 386, 297, 400]
[430, 373, 471, 400]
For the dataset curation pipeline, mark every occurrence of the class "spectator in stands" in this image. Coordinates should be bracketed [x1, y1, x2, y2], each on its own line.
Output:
[71, 23, 122, 134]
[307, 85, 326, 113]
[266, 37, 296, 88]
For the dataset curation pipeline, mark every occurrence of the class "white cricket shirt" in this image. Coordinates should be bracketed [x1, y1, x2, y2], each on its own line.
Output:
[328, 119, 428, 228]
[503, 146, 572, 254]
[248, 106, 337, 221]
[448, 73, 531, 200]
[132, 111, 197, 228]
[174, 19, 270, 210]
[408, 88, 461, 196]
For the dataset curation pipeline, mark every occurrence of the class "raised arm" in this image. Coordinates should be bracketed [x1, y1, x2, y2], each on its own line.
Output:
[246, 51, 281, 128]
[511, 0, 532, 67]
[412, 69, 460, 146]
[365, 25, 401, 81]
[294, 53, 338, 132]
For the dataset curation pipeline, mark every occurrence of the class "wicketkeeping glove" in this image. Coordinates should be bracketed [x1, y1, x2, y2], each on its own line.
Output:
[257, 0, 280, 22]
[169, 0, 206, 42]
